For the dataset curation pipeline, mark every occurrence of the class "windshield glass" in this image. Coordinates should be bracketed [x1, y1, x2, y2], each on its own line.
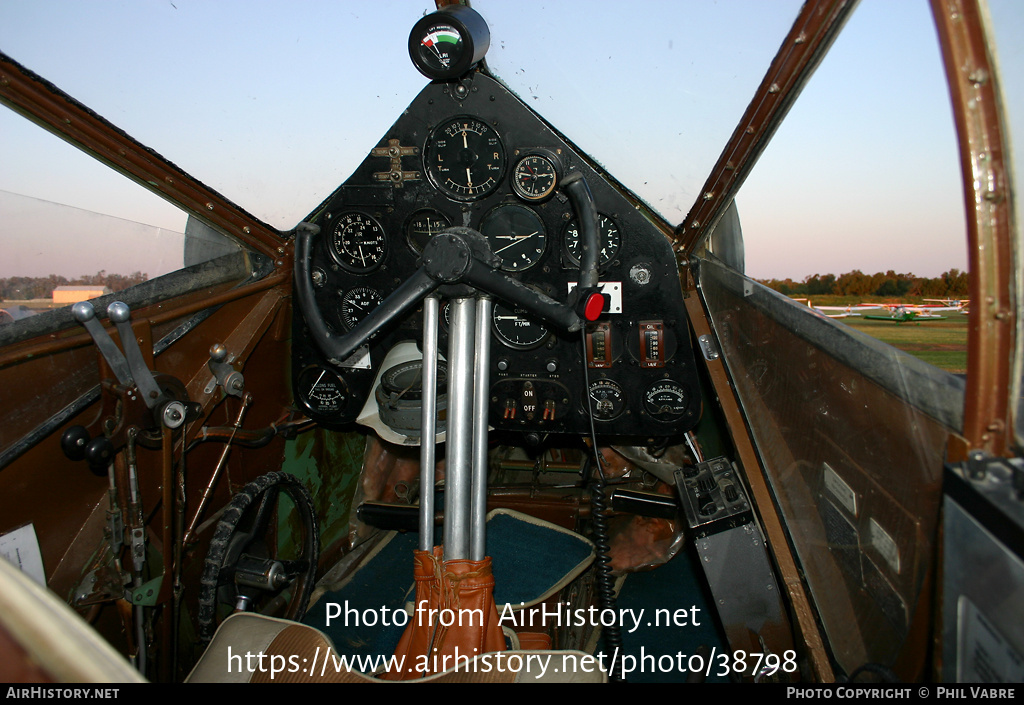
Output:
[480, 0, 802, 225]
[0, 0, 800, 232]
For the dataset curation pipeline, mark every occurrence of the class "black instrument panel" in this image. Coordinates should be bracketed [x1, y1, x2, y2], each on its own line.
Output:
[292, 72, 701, 438]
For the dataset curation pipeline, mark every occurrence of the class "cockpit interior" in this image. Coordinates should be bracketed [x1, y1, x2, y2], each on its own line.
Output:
[0, 0, 1022, 687]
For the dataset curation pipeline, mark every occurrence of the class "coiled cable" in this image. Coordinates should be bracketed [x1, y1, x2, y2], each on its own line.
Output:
[580, 328, 624, 682]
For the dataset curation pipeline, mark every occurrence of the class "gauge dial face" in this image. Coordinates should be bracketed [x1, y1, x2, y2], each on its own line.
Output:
[408, 6, 488, 81]
[643, 380, 690, 419]
[586, 380, 626, 421]
[512, 154, 558, 202]
[425, 117, 505, 201]
[563, 214, 621, 267]
[297, 366, 348, 416]
[481, 204, 547, 272]
[340, 287, 383, 330]
[406, 209, 452, 253]
[492, 304, 549, 349]
[329, 212, 387, 273]
[412, 23, 465, 78]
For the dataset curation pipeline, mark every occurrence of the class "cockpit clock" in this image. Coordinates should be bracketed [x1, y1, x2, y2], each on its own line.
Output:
[511, 150, 562, 203]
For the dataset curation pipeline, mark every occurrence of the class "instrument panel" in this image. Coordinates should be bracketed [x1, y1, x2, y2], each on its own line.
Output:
[292, 72, 701, 439]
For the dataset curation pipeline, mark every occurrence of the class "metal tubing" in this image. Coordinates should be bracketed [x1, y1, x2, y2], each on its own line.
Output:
[470, 295, 492, 561]
[183, 394, 253, 546]
[443, 296, 477, 560]
[419, 296, 440, 551]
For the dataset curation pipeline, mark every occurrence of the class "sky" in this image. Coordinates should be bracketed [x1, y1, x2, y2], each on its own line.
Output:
[0, 0, 1021, 282]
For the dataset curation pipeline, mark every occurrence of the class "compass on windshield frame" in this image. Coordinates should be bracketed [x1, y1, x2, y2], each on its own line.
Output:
[409, 5, 490, 81]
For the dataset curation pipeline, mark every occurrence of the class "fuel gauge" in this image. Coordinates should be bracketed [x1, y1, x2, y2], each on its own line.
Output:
[297, 366, 349, 417]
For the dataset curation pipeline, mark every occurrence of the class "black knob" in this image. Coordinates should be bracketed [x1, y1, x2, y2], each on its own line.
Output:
[61, 426, 91, 461]
[84, 436, 115, 476]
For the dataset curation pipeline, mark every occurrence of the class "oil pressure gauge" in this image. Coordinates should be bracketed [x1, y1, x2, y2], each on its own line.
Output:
[409, 5, 490, 81]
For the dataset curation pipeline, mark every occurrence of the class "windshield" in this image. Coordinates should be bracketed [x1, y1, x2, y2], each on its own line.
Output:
[0, 0, 800, 233]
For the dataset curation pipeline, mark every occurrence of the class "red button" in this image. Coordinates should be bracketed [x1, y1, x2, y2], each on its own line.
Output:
[584, 292, 605, 321]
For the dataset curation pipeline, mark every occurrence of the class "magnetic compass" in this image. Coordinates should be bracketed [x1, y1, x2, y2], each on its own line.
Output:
[409, 5, 490, 81]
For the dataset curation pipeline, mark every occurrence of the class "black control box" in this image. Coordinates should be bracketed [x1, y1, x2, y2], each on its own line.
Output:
[673, 456, 753, 537]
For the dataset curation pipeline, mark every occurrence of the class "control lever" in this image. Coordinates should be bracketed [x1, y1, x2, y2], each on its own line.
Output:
[107, 302, 164, 408]
[72, 301, 134, 386]
[72, 300, 186, 429]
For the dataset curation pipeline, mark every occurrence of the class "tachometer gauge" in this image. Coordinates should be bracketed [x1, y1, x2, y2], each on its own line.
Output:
[643, 380, 690, 419]
[492, 303, 549, 350]
[329, 212, 387, 273]
[511, 152, 560, 202]
[405, 209, 452, 253]
[481, 204, 547, 272]
[563, 214, 621, 267]
[408, 5, 489, 81]
[586, 380, 626, 421]
[340, 287, 383, 330]
[297, 366, 349, 416]
[425, 117, 505, 201]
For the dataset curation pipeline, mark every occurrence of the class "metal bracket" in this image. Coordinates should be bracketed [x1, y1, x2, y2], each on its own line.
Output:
[698, 334, 721, 361]
[371, 138, 421, 187]
[126, 575, 164, 606]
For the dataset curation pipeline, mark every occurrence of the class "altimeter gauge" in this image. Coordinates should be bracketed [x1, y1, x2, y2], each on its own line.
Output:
[425, 117, 506, 201]
[329, 212, 387, 273]
[563, 214, 621, 267]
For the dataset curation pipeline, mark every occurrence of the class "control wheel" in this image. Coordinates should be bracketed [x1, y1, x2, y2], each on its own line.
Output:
[197, 472, 319, 641]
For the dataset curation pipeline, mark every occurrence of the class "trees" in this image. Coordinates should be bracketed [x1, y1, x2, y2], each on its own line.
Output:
[755, 269, 969, 299]
[0, 271, 148, 301]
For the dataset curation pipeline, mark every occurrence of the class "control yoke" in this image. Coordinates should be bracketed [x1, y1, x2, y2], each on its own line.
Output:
[293, 171, 603, 365]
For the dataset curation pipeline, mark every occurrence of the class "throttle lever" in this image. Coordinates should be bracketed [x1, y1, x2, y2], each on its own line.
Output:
[72, 301, 182, 428]
[107, 302, 164, 408]
[72, 301, 134, 386]
[73, 301, 163, 409]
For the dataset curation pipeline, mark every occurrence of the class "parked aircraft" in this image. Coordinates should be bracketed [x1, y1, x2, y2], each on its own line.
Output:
[0, 0, 1020, 687]
[863, 308, 945, 323]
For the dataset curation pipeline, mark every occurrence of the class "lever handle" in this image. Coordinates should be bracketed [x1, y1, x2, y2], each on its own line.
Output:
[107, 302, 163, 408]
[72, 302, 134, 386]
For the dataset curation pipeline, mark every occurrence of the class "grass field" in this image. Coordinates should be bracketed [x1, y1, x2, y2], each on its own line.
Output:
[793, 296, 969, 374]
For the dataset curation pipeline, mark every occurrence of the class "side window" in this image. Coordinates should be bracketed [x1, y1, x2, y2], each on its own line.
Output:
[0, 106, 240, 334]
[736, 0, 967, 377]
[698, 1, 970, 674]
